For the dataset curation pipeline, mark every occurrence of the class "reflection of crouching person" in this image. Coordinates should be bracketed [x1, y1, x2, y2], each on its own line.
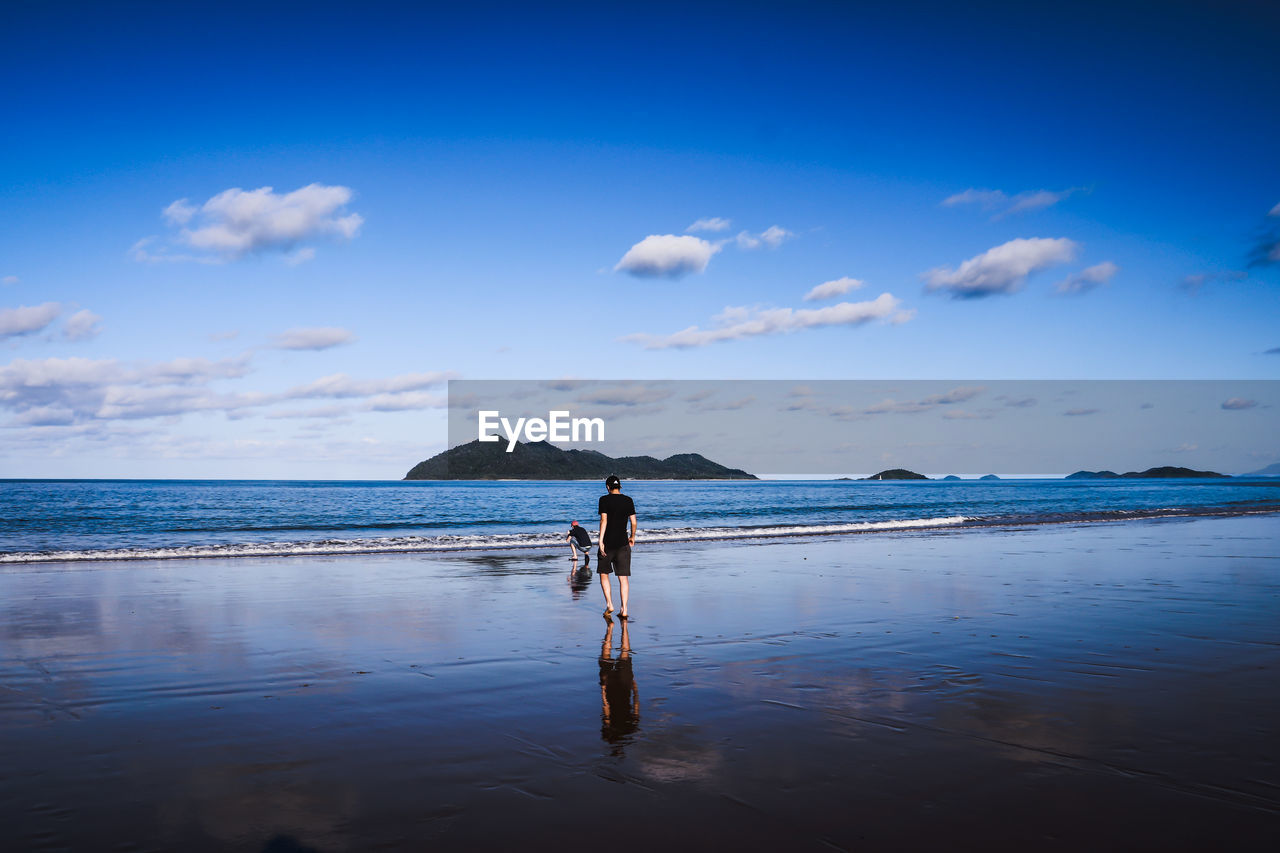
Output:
[567, 520, 591, 568]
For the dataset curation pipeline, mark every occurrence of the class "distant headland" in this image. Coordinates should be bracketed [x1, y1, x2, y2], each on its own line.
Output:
[1066, 466, 1227, 479]
[404, 439, 757, 480]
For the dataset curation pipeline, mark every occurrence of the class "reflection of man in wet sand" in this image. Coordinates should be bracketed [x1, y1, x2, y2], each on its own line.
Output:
[599, 616, 639, 755]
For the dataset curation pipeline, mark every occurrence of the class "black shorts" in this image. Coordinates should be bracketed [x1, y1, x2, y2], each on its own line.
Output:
[598, 544, 631, 576]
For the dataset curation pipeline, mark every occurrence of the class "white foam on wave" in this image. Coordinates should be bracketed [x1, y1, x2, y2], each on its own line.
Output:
[0, 515, 972, 564]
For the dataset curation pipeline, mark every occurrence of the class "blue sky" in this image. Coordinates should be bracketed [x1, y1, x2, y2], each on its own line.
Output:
[2, 1, 1278, 478]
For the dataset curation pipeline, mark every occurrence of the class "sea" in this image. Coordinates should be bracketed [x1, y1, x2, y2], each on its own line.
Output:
[2, 477, 1278, 564]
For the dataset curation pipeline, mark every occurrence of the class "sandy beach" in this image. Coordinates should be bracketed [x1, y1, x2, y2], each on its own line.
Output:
[2, 514, 1278, 851]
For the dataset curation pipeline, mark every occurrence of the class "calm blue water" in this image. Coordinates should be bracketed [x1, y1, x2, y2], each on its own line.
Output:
[1, 478, 1278, 562]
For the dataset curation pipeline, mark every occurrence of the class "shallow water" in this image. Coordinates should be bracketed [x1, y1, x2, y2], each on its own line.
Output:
[2, 477, 1278, 562]
[1, 515, 1277, 850]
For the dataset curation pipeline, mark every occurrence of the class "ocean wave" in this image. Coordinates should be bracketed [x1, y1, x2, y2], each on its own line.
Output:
[2, 504, 1276, 565]
[1, 515, 972, 564]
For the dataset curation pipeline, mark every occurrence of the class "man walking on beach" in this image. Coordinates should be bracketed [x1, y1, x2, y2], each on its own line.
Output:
[597, 474, 636, 619]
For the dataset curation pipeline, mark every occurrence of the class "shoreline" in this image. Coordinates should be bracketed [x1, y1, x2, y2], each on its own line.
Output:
[4, 502, 1278, 566]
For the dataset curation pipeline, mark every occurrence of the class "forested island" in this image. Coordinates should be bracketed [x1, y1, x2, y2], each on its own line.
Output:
[1066, 466, 1227, 479]
[404, 439, 757, 480]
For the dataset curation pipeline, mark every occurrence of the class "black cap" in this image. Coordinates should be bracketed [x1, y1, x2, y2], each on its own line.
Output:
[605, 474, 621, 489]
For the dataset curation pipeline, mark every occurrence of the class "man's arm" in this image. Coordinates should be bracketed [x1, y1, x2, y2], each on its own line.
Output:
[598, 513, 608, 553]
[628, 514, 637, 545]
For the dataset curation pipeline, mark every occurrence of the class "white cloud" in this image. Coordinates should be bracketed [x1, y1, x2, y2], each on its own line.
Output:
[942, 187, 1082, 218]
[63, 309, 102, 341]
[141, 183, 363, 262]
[1221, 397, 1257, 410]
[0, 352, 452, 425]
[270, 327, 355, 351]
[0, 302, 61, 338]
[1270, 201, 1280, 217]
[623, 292, 905, 349]
[1055, 261, 1119, 295]
[735, 225, 793, 250]
[804, 276, 864, 301]
[924, 237, 1079, 298]
[2, 276, 18, 286]
[162, 198, 197, 225]
[0, 355, 252, 423]
[615, 234, 720, 278]
[686, 217, 732, 233]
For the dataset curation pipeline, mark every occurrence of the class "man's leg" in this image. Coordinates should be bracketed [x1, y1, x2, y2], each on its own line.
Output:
[599, 566, 614, 613]
[618, 575, 629, 618]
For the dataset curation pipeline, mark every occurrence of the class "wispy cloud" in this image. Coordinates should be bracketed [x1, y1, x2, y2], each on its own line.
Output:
[803, 277, 864, 301]
[864, 386, 986, 415]
[1180, 270, 1247, 294]
[63, 309, 102, 341]
[942, 187, 1084, 219]
[137, 183, 363, 263]
[2, 276, 18, 286]
[270, 327, 355, 351]
[286, 371, 454, 401]
[0, 302, 62, 338]
[1063, 408, 1099, 416]
[575, 385, 673, 407]
[615, 235, 721, 278]
[924, 237, 1079, 298]
[734, 225, 793, 250]
[1055, 261, 1118, 295]
[688, 394, 757, 413]
[1221, 397, 1257, 410]
[285, 247, 317, 266]
[622, 293, 906, 349]
[1248, 200, 1280, 266]
[685, 217, 731, 233]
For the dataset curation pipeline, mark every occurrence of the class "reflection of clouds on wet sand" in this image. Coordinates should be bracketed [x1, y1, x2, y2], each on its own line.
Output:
[156, 761, 358, 850]
[634, 726, 723, 784]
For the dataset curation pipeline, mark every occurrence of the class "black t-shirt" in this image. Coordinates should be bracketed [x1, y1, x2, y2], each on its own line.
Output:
[597, 493, 636, 548]
[569, 526, 590, 546]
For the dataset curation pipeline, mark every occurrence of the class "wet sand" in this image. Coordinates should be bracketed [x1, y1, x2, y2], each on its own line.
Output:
[2, 515, 1278, 851]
